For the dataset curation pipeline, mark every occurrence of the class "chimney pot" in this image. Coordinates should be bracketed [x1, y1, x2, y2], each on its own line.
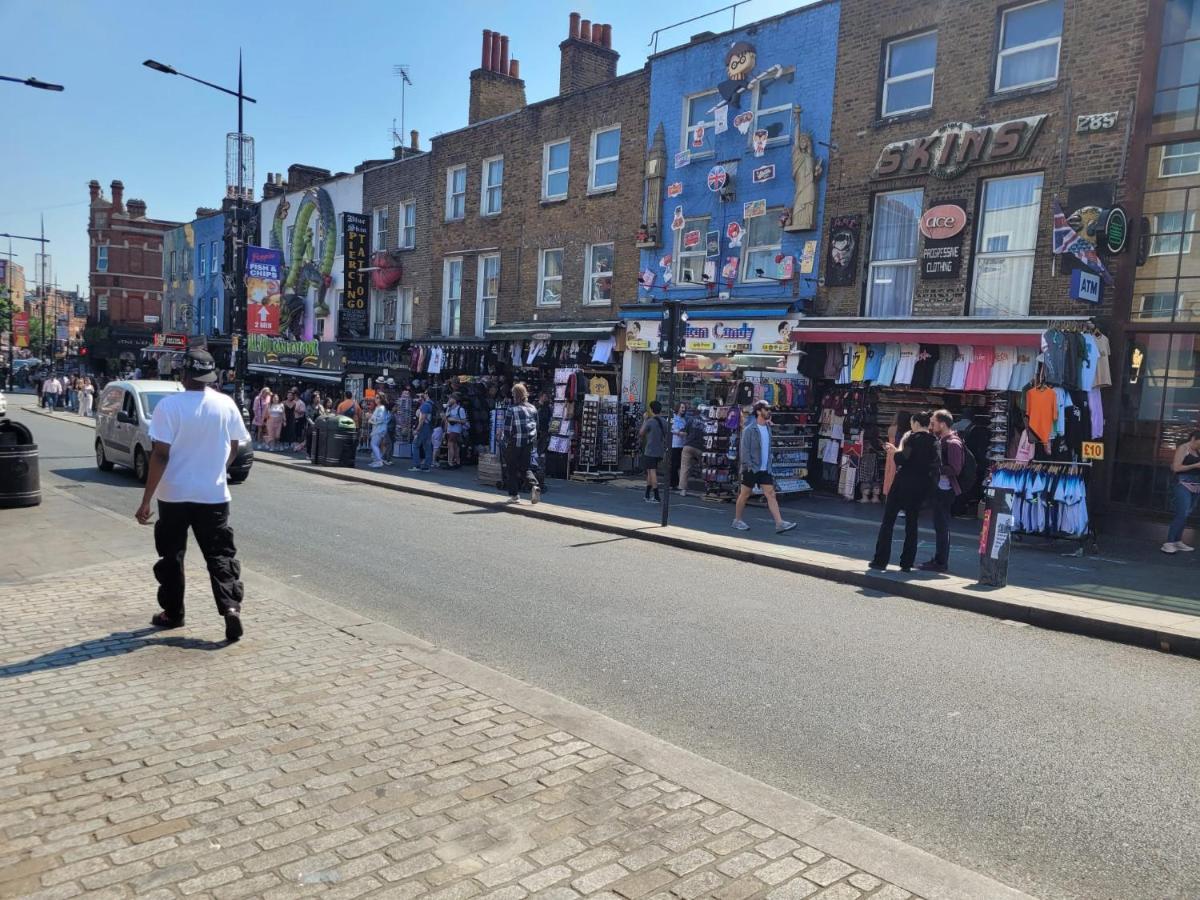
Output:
[481, 29, 492, 69]
[410, 129, 419, 150]
[88, 179, 101, 201]
[592, 24, 603, 44]
[489, 31, 502, 72]
[499, 34, 509, 75]
[110, 179, 124, 213]
[602, 24, 612, 48]
[579, 19, 591, 42]
[509, 58, 520, 78]
[569, 12, 580, 39]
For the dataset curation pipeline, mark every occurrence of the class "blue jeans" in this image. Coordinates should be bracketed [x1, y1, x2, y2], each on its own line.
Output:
[411, 426, 433, 469]
[370, 430, 386, 465]
[1168, 481, 1200, 543]
[930, 488, 955, 566]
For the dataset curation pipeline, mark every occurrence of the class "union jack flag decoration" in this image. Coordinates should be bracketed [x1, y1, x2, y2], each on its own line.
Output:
[1052, 197, 1113, 285]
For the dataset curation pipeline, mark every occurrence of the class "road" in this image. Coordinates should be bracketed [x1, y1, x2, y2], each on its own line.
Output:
[13, 400, 1200, 900]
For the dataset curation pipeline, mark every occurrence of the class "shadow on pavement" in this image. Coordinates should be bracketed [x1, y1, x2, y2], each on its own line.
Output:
[0, 627, 227, 678]
[48, 465, 138, 487]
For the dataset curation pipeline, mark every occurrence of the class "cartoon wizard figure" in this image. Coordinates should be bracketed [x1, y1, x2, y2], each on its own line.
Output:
[719, 42, 757, 108]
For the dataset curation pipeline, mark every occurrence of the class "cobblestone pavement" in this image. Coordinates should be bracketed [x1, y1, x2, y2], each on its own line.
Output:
[1, 556, 928, 900]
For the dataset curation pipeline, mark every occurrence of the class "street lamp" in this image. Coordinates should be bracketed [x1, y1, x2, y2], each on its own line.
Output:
[0, 74, 65, 91]
[142, 55, 257, 409]
[0, 228, 50, 390]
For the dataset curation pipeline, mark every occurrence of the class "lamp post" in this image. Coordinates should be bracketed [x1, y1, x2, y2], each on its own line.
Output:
[143, 54, 256, 409]
[0, 74, 65, 91]
[0, 227, 50, 389]
[659, 300, 686, 527]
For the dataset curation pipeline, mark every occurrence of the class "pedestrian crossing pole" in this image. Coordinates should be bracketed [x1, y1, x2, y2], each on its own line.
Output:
[660, 300, 686, 527]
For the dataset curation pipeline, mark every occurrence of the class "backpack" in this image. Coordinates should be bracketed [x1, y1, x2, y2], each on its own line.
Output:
[943, 436, 978, 493]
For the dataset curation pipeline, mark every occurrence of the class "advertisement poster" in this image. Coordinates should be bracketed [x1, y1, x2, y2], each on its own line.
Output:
[824, 215, 861, 287]
[706, 230, 720, 257]
[247, 334, 344, 371]
[800, 240, 817, 274]
[919, 199, 966, 280]
[339, 212, 371, 340]
[244, 246, 283, 336]
[743, 199, 767, 220]
[13, 311, 28, 348]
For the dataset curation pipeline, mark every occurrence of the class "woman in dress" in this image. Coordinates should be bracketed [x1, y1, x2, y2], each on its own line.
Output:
[265, 392, 285, 450]
[870, 411, 937, 572]
[78, 377, 95, 418]
[252, 387, 271, 449]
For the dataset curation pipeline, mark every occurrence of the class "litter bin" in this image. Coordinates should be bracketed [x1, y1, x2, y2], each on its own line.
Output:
[0, 419, 41, 508]
[978, 486, 1015, 587]
[316, 415, 357, 468]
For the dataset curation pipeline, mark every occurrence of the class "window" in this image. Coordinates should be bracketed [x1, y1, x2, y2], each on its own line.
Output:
[742, 213, 784, 283]
[442, 257, 463, 335]
[683, 91, 718, 157]
[481, 156, 504, 216]
[477, 254, 500, 337]
[882, 31, 937, 116]
[674, 217, 710, 285]
[446, 165, 467, 220]
[211, 296, 221, 334]
[995, 0, 1063, 93]
[198, 243, 207, 278]
[97, 245, 108, 272]
[543, 140, 570, 200]
[372, 206, 388, 247]
[984, 234, 1011, 252]
[538, 249, 563, 306]
[397, 287, 414, 339]
[372, 289, 397, 340]
[1150, 211, 1197, 256]
[589, 126, 620, 192]
[584, 243, 614, 305]
[399, 201, 416, 249]
[971, 173, 1044, 316]
[751, 69, 794, 144]
[211, 241, 220, 273]
[1160, 141, 1200, 177]
[867, 189, 923, 317]
[1154, 1, 1200, 134]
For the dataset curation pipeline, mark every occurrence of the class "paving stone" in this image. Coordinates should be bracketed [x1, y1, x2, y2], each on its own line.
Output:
[813, 884, 861, 900]
[670, 869, 726, 899]
[756, 857, 808, 886]
[801, 859, 855, 887]
[847, 873, 881, 891]
[609, 866, 674, 899]
[665, 848, 715, 876]
[570, 862, 628, 894]
[716, 851, 769, 878]
[866, 887, 912, 900]
[766, 878, 819, 899]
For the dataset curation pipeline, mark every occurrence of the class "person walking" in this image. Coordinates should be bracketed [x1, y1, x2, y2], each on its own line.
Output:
[410, 391, 434, 471]
[1163, 430, 1200, 554]
[252, 387, 271, 449]
[536, 391, 553, 461]
[732, 401, 797, 534]
[78, 377, 95, 418]
[869, 411, 937, 572]
[670, 402, 688, 493]
[920, 409, 964, 572]
[42, 374, 61, 410]
[444, 393, 467, 469]
[336, 390, 358, 417]
[501, 382, 540, 504]
[639, 401, 669, 503]
[678, 404, 705, 497]
[368, 393, 391, 468]
[134, 348, 251, 643]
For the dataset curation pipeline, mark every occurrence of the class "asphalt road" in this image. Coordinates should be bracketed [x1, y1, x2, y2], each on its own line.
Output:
[14, 400, 1200, 900]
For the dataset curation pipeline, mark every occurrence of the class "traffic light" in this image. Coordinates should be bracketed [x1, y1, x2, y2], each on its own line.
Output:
[659, 301, 688, 358]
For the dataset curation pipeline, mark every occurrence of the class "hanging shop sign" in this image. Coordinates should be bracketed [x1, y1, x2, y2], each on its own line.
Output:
[674, 150, 691, 169]
[707, 166, 728, 192]
[752, 164, 775, 184]
[920, 199, 967, 279]
[153, 333, 188, 350]
[872, 115, 1047, 180]
[706, 230, 720, 257]
[339, 212, 370, 340]
[1069, 268, 1102, 304]
[13, 311, 28, 348]
[824, 215, 861, 287]
[245, 245, 283, 336]
[624, 318, 661, 351]
[1099, 206, 1128, 254]
[679, 319, 798, 355]
[247, 334, 344, 371]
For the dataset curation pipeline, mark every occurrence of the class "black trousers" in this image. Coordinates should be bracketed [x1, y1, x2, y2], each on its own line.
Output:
[670, 447, 683, 488]
[505, 443, 533, 498]
[872, 490, 924, 569]
[153, 501, 243, 620]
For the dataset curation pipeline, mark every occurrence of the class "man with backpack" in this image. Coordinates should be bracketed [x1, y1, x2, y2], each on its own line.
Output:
[678, 403, 706, 497]
[922, 408, 975, 572]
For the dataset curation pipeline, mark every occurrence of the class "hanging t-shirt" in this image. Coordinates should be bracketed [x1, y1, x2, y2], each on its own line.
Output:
[1079, 334, 1098, 391]
[965, 345, 994, 391]
[988, 345, 1018, 391]
[800, 343, 828, 381]
[875, 344, 901, 387]
[1026, 386, 1057, 444]
[1051, 388, 1072, 439]
[893, 343, 920, 386]
[932, 346, 956, 389]
[837, 343, 855, 384]
[1041, 330, 1068, 385]
[1088, 385, 1104, 439]
[1092, 333, 1112, 388]
[949, 345, 973, 390]
[911, 344, 939, 389]
[863, 343, 886, 382]
[1009, 347, 1038, 391]
[851, 344, 869, 382]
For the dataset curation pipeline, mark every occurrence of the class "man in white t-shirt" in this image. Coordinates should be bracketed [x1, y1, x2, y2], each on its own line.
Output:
[135, 348, 252, 642]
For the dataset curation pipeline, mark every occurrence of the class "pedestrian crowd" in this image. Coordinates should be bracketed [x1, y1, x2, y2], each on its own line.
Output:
[34, 373, 98, 417]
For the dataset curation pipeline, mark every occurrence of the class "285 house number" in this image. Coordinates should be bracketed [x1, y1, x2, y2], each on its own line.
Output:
[1076, 111, 1118, 133]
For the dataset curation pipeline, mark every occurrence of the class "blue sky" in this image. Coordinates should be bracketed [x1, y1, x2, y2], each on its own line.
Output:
[1, 0, 813, 299]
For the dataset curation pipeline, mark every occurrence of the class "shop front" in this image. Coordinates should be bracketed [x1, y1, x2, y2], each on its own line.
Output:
[246, 335, 344, 394]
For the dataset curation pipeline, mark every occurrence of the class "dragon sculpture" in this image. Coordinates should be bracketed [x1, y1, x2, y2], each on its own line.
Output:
[270, 187, 338, 340]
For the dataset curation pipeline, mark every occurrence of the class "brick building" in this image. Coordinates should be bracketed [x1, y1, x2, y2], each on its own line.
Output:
[793, 0, 1150, 508]
[425, 16, 648, 353]
[86, 179, 181, 369]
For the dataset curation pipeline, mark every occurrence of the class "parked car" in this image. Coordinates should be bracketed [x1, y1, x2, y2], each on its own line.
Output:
[0, 390, 7, 417]
[94, 380, 253, 484]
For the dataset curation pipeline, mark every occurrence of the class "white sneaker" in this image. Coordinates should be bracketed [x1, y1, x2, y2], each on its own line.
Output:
[1161, 542, 1179, 554]
[776, 521, 798, 534]
[368, 461, 384, 468]
[732, 519, 750, 531]
[1176, 541, 1195, 552]
[531, 484, 541, 505]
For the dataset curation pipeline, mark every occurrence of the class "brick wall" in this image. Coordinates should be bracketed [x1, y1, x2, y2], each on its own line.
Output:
[428, 66, 649, 338]
[819, 0, 1149, 319]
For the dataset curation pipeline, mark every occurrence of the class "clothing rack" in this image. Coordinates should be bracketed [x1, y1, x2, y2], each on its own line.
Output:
[988, 458, 1097, 554]
[992, 458, 1093, 468]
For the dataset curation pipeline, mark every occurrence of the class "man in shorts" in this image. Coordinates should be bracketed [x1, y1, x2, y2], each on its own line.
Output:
[732, 400, 797, 534]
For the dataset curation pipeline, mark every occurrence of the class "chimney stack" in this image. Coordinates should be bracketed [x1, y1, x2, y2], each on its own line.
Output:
[469, 28, 526, 124]
[88, 180, 101, 202]
[110, 179, 124, 214]
[126, 198, 146, 218]
[559, 12, 619, 96]
[410, 129, 420, 151]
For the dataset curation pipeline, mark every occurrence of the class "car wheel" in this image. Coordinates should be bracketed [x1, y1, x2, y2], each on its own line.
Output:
[227, 473, 247, 485]
[133, 446, 148, 483]
[96, 440, 114, 471]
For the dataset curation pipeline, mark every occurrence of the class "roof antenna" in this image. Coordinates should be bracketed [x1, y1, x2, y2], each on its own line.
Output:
[392, 65, 413, 147]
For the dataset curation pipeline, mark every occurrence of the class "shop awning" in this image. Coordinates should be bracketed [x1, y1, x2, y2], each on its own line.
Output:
[485, 321, 618, 341]
[789, 316, 1093, 348]
[248, 364, 342, 383]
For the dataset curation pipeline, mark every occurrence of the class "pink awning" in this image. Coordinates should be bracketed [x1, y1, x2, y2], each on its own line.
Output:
[789, 329, 1043, 347]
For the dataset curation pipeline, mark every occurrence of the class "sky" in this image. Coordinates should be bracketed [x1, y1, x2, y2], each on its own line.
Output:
[1, 0, 811, 299]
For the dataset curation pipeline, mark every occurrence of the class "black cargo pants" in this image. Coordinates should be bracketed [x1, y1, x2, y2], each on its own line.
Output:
[153, 501, 243, 620]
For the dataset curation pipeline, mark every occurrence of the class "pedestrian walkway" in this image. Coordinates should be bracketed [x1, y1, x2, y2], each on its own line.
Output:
[0, 489, 1029, 900]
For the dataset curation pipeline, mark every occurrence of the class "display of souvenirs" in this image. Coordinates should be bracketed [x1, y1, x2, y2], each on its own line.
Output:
[701, 405, 738, 500]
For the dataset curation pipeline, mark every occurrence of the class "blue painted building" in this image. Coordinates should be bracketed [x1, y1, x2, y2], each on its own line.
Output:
[162, 211, 226, 340]
[620, 2, 840, 403]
